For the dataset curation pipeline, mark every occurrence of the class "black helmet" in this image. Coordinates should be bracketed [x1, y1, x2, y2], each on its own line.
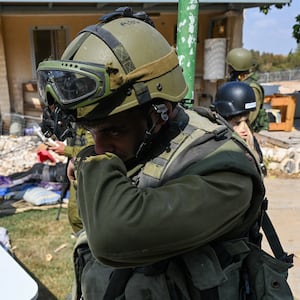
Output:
[212, 81, 256, 118]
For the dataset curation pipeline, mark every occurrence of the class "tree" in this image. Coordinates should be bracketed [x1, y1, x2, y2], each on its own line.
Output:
[259, 2, 290, 15]
[246, 0, 300, 71]
[250, 50, 300, 72]
[293, 15, 300, 44]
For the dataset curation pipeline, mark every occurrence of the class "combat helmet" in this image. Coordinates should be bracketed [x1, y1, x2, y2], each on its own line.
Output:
[226, 48, 255, 72]
[212, 81, 256, 119]
[37, 7, 188, 121]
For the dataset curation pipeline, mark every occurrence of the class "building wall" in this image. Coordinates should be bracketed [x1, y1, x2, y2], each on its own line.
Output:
[0, 17, 11, 115]
[1, 13, 102, 116]
[0, 10, 243, 119]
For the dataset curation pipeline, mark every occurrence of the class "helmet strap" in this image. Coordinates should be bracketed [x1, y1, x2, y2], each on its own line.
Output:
[152, 103, 169, 122]
[133, 82, 152, 105]
[135, 103, 169, 159]
[229, 70, 239, 81]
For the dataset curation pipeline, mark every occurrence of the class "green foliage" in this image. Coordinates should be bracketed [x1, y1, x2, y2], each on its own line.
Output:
[250, 49, 300, 72]
[293, 15, 300, 43]
[259, 1, 291, 15]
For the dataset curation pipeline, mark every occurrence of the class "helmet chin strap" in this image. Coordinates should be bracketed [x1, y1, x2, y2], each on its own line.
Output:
[229, 70, 239, 81]
[135, 103, 169, 159]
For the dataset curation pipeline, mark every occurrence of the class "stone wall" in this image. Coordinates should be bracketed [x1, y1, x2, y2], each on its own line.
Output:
[257, 130, 300, 175]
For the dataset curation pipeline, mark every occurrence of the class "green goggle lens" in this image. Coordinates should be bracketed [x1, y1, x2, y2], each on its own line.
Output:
[37, 60, 110, 108]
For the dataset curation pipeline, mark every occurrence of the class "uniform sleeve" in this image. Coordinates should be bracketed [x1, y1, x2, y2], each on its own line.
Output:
[76, 153, 253, 267]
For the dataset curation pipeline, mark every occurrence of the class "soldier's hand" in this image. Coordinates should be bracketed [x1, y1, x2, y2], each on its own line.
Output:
[49, 141, 66, 155]
[67, 158, 76, 181]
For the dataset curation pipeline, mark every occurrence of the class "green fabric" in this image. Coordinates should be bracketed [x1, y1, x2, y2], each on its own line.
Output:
[64, 126, 94, 233]
[74, 109, 264, 267]
[78, 159, 254, 266]
[242, 73, 269, 132]
[251, 108, 269, 132]
[68, 183, 83, 233]
[71, 107, 267, 300]
[245, 243, 293, 299]
[64, 127, 94, 158]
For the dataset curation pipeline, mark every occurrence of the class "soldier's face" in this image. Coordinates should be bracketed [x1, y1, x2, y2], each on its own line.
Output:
[228, 114, 251, 141]
[86, 108, 148, 162]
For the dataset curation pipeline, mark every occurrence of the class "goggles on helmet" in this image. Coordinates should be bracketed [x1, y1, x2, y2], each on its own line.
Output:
[37, 60, 111, 108]
[37, 48, 180, 110]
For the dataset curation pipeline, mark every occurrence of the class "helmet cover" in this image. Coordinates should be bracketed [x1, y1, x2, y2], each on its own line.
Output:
[226, 48, 255, 72]
[37, 7, 188, 121]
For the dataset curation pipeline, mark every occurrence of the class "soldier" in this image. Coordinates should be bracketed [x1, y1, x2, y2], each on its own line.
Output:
[41, 95, 94, 233]
[226, 47, 269, 132]
[212, 81, 267, 176]
[37, 8, 270, 300]
[49, 125, 94, 234]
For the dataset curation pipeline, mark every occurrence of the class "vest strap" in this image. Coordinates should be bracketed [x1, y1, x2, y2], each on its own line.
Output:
[103, 268, 133, 300]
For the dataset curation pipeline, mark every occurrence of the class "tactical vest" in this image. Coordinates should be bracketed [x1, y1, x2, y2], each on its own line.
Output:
[136, 107, 238, 188]
[243, 75, 269, 132]
[72, 108, 293, 300]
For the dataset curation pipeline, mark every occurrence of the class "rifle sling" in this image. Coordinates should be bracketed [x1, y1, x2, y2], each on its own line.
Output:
[262, 212, 294, 264]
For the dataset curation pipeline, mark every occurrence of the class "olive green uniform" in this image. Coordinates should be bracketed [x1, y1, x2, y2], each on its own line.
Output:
[64, 127, 94, 233]
[72, 107, 265, 299]
[242, 73, 268, 132]
[64, 127, 94, 158]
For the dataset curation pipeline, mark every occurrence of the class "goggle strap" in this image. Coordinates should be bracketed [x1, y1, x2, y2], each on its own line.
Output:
[63, 32, 90, 60]
[80, 24, 135, 74]
[133, 82, 151, 105]
[77, 23, 178, 107]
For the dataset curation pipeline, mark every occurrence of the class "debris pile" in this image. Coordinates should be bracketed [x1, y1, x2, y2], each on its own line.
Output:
[1, 133, 300, 179]
[0, 135, 68, 214]
[262, 146, 300, 174]
[0, 135, 40, 176]
[257, 130, 300, 176]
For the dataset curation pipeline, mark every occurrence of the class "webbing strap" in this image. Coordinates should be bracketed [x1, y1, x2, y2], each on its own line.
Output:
[139, 123, 198, 187]
[80, 24, 152, 105]
[80, 25, 135, 74]
[200, 287, 219, 299]
[103, 268, 133, 300]
[139, 109, 231, 188]
[262, 212, 294, 264]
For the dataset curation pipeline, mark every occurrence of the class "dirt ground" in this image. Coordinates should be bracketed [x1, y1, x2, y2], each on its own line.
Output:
[263, 177, 300, 299]
[261, 79, 300, 298]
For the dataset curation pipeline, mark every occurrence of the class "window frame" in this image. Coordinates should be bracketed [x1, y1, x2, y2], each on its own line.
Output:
[30, 25, 69, 79]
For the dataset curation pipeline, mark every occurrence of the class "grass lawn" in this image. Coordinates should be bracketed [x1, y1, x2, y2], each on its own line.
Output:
[0, 207, 76, 300]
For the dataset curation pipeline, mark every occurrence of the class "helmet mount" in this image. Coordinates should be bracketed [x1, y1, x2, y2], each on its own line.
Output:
[99, 6, 155, 27]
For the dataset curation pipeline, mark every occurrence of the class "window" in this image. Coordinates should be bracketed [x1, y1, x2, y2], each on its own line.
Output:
[31, 26, 68, 78]
[209, 18, 226, 38]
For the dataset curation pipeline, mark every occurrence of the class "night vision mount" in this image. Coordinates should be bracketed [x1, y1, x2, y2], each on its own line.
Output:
[100, 6, 155, 27]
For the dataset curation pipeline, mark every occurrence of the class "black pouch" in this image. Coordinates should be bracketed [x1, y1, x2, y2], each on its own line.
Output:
[244, 243, 294, 300]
